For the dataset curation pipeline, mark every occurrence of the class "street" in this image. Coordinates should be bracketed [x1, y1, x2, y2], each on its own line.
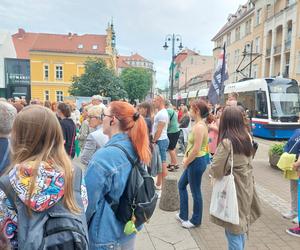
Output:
[134, 137, 300, 250]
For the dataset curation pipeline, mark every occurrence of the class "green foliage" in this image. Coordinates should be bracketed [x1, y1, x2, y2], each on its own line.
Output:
[269, 143, 285, 155]
[120, 67, 152, 102]
[69, 58, 127, 100]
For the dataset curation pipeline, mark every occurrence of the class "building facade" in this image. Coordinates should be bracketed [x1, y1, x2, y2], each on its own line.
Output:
[0, 32, 16, 97]
[173, 49, 214, 94]
[212, 0, 300, 84]
[117, 53, 156, 98]
[12, 24, 116, 102]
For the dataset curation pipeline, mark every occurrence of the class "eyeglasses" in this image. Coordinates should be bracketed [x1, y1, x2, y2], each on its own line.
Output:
[101, 113, 112, 120]
[88, 115, 100, 120]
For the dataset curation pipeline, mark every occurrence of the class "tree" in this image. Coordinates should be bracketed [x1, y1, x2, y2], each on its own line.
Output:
[120, 68, 152, 103]
[69, 58, 127, 100]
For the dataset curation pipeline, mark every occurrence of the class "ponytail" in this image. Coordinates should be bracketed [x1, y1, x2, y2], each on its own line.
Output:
[110, 101, 151, 164]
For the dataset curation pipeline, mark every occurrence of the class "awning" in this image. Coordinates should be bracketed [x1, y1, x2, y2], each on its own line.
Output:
[188, 90, 198, 98]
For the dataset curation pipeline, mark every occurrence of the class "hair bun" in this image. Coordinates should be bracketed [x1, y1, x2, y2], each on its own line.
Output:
[133, 112, 140, 121]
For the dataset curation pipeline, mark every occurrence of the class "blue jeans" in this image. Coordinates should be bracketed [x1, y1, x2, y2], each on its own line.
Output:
[178, 156, 207, 225]
[156, 139, 169, 162]
[225, 229, 245, 250]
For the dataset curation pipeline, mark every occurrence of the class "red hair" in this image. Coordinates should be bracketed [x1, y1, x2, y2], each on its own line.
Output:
[110, 101, 151, 164]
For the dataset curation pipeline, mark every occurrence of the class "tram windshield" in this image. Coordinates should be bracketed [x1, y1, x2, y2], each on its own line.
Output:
[268, 79, 300, 122]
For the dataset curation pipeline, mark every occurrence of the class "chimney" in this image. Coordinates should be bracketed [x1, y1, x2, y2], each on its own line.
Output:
[17, 28, 25, 39]
[68, 32, 72, 39]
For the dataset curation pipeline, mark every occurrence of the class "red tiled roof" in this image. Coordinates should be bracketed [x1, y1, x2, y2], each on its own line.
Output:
[128, 53, 148, 61]
[175, 49, 199, 64]
[117, 56, 130, 68]
[12, 28, 107, 59]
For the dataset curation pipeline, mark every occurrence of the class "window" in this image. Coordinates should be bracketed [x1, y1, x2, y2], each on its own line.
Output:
[245, 19, 252, 35]
[92, 45, 98, 50]
[255, 37, 260, 53]
[44, 64, 49, 80]
[235, 26, 240, 41]
[78, 44, 83, 49]
[256, 9, 261, 25]
[56, 91, 63, 102]
[226, 32, 231, 45]
[252, 64, 258, 78]
[234, 49, 240, 64]
[297, 52, 300, 74]
[55, 65, 63, 80]
[266, 4, 272, 18]
[44, 90, 50, 101]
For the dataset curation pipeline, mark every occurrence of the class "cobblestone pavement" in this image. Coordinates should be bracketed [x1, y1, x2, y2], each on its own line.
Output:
[135, 138, 300, 250]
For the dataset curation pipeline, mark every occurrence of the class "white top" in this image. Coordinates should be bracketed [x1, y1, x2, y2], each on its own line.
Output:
[152, 108, 169, 141]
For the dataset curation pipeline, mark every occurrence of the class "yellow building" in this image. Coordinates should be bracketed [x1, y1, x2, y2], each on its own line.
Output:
[212, 0, 300, 83]
[13, 24, 116, 102]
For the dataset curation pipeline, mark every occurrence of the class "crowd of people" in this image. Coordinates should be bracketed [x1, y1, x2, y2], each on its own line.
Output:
[0, 92, 299, 250]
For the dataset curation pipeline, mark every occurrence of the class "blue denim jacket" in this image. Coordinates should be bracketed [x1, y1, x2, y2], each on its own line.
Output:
[85, 133, 137, 250]
[284, 128, 300, 157]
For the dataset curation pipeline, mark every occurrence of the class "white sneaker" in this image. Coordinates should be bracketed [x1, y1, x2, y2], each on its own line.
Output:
[292, 216, 299, 224]
[181, 220, 196, 229]
[156, 190, 161, 199]
[282, 211, 297, 220]
[175, 213, 185, 223]
[177, 152, 185, 157]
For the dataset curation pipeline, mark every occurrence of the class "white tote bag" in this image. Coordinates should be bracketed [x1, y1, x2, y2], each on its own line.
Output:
[209, 143, 239, 225]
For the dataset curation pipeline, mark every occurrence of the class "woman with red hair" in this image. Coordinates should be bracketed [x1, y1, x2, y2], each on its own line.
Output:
[85, 101, 151, 250]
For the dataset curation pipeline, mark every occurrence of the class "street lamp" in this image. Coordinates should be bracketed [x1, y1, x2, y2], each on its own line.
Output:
[163, 34, 183, 103]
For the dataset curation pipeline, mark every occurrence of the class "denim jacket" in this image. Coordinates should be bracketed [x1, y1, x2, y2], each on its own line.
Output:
[85, 133, 137, 250]
[284, 128, 300, 157]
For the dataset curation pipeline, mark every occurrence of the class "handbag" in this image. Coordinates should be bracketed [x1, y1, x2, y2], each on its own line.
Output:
[209, 142, 239, 225]
[277, 138, 300, 172]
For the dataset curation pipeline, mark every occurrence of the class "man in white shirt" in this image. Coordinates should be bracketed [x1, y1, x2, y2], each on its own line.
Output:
[152, 95, 169, 188]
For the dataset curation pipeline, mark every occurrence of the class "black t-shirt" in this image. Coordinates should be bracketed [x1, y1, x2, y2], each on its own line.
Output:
[59, 118, 76, 158]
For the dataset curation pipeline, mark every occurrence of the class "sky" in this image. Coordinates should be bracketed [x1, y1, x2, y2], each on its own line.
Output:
[0, 0, 246, 89]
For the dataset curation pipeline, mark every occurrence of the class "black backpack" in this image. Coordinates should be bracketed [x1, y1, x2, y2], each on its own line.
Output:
[105, 144, 158, 228]
[0, 166, 89, 250]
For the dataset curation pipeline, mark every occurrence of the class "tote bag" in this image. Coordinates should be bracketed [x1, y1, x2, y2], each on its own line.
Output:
[209, 142, 239, 225]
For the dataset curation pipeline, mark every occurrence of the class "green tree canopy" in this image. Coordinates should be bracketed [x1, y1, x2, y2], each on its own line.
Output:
[120, 67, 152, 102]
[69, 58, 127, 100]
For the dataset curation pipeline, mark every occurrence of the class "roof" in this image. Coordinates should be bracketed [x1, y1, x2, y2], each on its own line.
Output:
[12, 28, 107, 59]
[117, 53, 152, 68]
[211, 5, 254, 41]
[175, 49, 199, 64]
[117, 56, 131, 68]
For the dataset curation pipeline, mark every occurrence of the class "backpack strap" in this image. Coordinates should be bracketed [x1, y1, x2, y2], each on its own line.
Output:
[0, 175, 17, 210]
[103, 144, 137, 211]
[108, 144, 136, 166]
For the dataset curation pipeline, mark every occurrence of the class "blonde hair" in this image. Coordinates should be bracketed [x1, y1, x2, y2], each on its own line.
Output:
[9, 105, 80, 213]
[88, 105, 104, 118]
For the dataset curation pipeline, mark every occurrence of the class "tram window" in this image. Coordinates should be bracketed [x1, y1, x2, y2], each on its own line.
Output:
[254, 91, 268, 118]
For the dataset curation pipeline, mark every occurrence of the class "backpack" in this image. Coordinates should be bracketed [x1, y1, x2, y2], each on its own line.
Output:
[0, 166, 89, 250]
[105, 144, 158, 228]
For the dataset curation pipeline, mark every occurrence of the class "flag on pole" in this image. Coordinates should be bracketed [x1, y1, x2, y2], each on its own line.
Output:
[208, 43, 228, 105]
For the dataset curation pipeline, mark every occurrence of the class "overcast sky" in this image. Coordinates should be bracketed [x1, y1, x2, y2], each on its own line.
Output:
[0, 0, 246, 89]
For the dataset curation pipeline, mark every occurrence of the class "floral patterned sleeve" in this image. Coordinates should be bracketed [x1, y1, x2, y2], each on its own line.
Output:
[0, 189, 18, 244]
[80, 177, 88, 211]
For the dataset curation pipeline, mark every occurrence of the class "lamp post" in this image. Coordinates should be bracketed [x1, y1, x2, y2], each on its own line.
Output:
[163, 34, 183, 103]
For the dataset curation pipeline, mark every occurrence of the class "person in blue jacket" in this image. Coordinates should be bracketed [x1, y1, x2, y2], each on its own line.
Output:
[85, 101, 151, 250]
[282, 128, 300, 224]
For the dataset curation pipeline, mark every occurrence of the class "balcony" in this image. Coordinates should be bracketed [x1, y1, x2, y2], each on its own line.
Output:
[266, 48, 271, 57]
[285, 40, 291, 52]
[273, 45, 282, 55]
